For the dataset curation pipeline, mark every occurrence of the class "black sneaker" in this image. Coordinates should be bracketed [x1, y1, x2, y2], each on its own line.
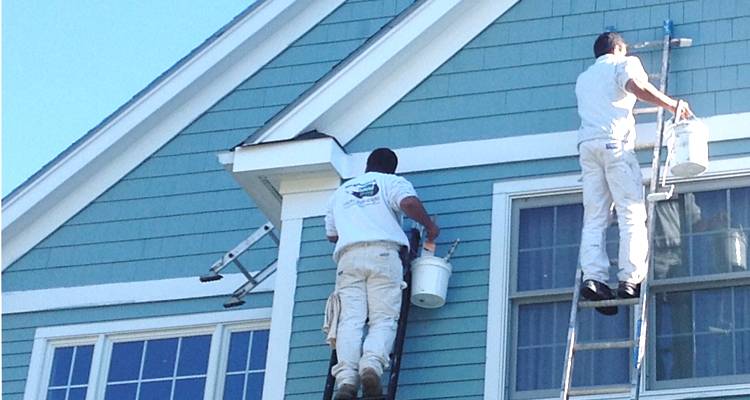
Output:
[580, 279, 618, 316]
[334, 384, 357, 400]
[618, 281, 641, 299]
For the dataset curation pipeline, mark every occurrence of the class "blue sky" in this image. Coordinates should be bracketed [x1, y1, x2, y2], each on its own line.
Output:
[2, 0, 251, 196]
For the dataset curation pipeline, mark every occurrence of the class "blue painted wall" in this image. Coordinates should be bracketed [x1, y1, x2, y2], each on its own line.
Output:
[2, 0, 416, 397]
[347, 0, 750, 152]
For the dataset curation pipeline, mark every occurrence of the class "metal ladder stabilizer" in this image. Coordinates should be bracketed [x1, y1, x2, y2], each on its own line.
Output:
[561, 20, 691, 400]
[199, 222, 280, 308]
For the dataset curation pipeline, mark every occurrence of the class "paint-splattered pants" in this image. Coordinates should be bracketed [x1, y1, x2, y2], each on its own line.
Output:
[332, 242, 403, 388]
[579, 138, 648, 284]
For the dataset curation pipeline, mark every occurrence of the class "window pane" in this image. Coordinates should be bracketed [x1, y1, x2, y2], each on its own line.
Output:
[174, 378, 206, 400]
[177, 335, 211, 376]
[71, 345, 94, 385]
[223, 374, 245, 400]
[517, 249, 553, 291]
[68, 387, 87, 400]
[655, 286, 750, 382]
[556, 204, 583, 245]
[46, 389, 66, 400]
[49, 347, 73, 386]
[516, 302, 568, 391]
[142, 338, 178, 379]
[105, 383, 137, 400]
[519, 207, 553, 249]
[227, 332, 251, 372]
[246, 372, 264, 400]
[249, 330, 269, 370]
[108, 342, 144, 382]
[138, 380, 172, 400]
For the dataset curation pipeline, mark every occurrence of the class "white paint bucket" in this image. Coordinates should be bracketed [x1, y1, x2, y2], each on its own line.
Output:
[410, 255, 452, 308]
[669, 118, 709, 177]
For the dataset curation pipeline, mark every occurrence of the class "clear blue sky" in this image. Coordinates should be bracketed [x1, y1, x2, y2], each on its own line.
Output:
[2, 0, 251, 197]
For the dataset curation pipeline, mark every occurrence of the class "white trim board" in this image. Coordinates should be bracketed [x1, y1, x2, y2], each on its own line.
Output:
[1, 0, 345, 270]
[485, 167, 750, 400]
[262, 216, 304, 400]
[2, 272, 274, 315]
[24, 308, 271, 400]
[250, 0, 520, 145]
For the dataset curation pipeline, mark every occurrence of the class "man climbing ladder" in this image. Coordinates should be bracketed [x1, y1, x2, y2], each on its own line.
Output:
[574, 31, 692, 313]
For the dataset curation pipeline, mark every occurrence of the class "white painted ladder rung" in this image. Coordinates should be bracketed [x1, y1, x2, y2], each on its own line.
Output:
[634, 106, 660, 115]
[579, 298, 639, 308]
[568, 385, 631, 397]
[574, 340, 634, 351]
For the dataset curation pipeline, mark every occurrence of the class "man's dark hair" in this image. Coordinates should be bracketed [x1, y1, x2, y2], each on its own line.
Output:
[593, 31, 626, 58]
[366, 148, 398, 174]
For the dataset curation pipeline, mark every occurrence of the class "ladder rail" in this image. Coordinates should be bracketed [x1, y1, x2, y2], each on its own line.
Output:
[631, 20, 674, 400]
[560, 268, 583, 400]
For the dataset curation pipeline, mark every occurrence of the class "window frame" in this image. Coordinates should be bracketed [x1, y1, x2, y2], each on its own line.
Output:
[487, 166, 750, 400]
[23, 308, 271, 400]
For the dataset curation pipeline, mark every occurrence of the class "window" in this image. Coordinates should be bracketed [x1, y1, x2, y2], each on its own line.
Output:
[47, 344, 94, 400]
[650, 185, 750, 389]
[507, 183, 750, 398]
[26, 309, 271, 400]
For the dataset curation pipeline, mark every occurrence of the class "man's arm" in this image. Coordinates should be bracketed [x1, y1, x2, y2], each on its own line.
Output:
[400, 196, 439, 241]
[626, 78, 693, 118]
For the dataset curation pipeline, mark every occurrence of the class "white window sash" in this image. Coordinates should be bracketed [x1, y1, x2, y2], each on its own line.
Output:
[24, 308, 271, 400]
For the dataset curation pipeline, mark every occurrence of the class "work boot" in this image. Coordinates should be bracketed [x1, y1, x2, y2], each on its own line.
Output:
[334, 383, 357, 400]
[580, 279, 618, 316]
[360, 368, 383, 399]
[618, 281, 641, 299]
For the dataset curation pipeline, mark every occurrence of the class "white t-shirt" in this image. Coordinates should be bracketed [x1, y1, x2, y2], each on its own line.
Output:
[575, 54, 649, 145]
[325, 172, 417, 261]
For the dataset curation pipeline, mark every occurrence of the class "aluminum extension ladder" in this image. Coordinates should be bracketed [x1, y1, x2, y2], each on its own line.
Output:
[199, 222, 279, 308]
[560, 20, 692, 400]
[323, 228, 421, 400]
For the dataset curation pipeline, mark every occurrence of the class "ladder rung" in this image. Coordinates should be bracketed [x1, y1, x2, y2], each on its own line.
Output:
[574, 340, 634, 351]
[568, 384, 631, 397]
[630, 37, 693, 51]
[633, 106, 660, 115]
[579, 298, 639, 308]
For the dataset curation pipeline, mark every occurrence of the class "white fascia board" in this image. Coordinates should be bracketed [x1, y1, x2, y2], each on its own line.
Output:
[253, 0, 521, 145]
[2, 272, 274, 315]
[1, 0, 345, 270]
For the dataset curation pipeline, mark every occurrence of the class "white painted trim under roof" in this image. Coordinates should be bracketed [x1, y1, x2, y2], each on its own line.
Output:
[486, 167, 750, 400]
[2, 272, 274, 315]
[246, 0, 521, 146]
[1, 0, 346, 270]
[223, 112, 750, 225]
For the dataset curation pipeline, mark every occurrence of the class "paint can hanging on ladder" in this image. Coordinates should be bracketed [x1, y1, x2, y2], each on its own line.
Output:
[410, 239, 459, 308]
[668, 109, 709, 177]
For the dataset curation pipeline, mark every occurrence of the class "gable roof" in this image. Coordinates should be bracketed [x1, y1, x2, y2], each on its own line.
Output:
[1, 0, 347, 269]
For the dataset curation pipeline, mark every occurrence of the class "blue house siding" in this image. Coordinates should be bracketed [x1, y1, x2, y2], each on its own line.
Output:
[284, 156, 585, 400]
[2, 0, 416, 292]
[284, 134, 750, 399]
[346, 0, 750, 152]
[1, 294, 272, 400]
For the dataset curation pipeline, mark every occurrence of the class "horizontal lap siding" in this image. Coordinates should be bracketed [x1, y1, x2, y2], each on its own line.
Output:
[1, 294, 272, 399]
[347, 0, 750, 152]
[286, 157, 588, 400]
[3, 0, 415, 292]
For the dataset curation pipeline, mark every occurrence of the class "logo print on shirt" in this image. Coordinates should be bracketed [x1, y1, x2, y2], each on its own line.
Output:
[347, 181, 379, 199]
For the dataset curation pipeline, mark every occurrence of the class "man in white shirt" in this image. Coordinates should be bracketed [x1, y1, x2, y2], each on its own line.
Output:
[575, 32, 692, 315]
[325, 148, 439, 400]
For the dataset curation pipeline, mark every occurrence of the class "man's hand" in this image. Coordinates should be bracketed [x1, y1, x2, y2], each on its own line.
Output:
[400, 196, 440, 242]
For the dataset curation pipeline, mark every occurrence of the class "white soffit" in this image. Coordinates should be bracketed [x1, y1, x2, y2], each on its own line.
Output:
[1, 0, 345, 270]
[250, 0, 521, 146]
